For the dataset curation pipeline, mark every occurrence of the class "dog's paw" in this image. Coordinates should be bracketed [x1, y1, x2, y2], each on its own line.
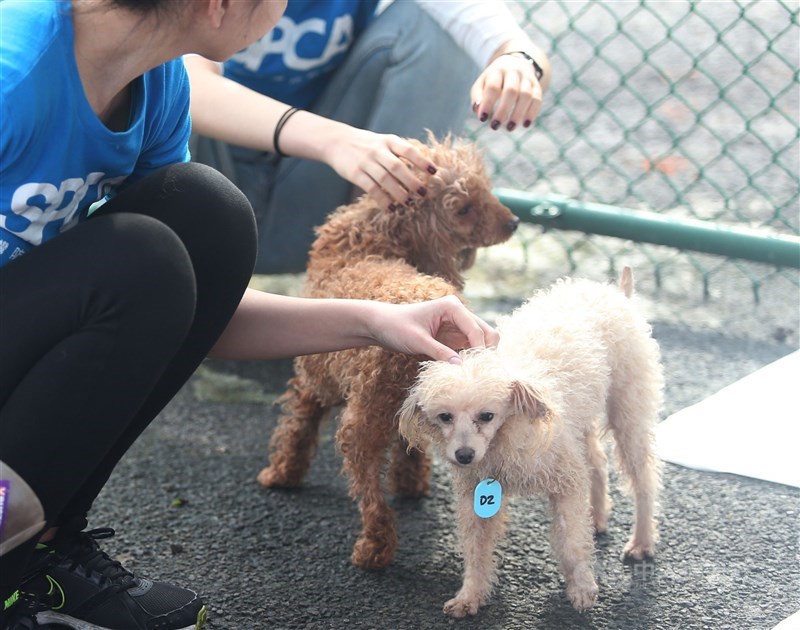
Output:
[623, 537, 656, 561]
[443, 596, 481, 618]
[256, 466, 299, 488]
[566, 568, 598, 612]
[567, 586, 598, 612]
[351, 536, 395, 570]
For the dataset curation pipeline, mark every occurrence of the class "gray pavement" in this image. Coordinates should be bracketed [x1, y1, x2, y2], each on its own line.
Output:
[89, 263, 800, 630]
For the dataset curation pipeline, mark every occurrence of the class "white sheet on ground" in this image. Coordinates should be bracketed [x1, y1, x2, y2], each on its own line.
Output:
[656, 350, 800, 488]
[772, 609, 800, 630]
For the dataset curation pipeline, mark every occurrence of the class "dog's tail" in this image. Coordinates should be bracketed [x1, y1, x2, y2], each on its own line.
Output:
[619, 265, 634, 298]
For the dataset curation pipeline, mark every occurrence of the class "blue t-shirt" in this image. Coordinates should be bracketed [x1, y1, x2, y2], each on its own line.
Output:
[0, 0, 191, 267]
[224, 0, 380, 109]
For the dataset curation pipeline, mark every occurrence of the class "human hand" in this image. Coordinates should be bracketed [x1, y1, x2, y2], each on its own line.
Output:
[471, 52, 545, 132]
[326, 127, 437, 211]
[368, 296, 499, 364]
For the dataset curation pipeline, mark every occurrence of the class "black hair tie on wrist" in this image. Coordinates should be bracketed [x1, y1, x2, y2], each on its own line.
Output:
[273, 106, 301, 158]
[503, 51, 544, 82]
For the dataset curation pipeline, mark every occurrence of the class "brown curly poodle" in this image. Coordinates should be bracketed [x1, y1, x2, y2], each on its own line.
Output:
[257, 134, 520, 569]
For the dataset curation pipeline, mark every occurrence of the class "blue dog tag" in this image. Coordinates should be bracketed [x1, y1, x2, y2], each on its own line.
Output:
[473, 478, 502, 518]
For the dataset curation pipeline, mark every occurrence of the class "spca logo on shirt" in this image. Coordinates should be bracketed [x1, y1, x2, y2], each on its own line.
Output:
[3, 172, 124, 246]
[231, 14, 355, 72]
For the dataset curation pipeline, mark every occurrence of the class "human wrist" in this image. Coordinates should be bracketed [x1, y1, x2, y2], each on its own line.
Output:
[277, 111, 349, 165]
[491, 40, 551, 92]
[501, 50, 545, 82]
[273, 106, 301, 157]
[317, 298, 382, 349]
[356, 300, 384, 347]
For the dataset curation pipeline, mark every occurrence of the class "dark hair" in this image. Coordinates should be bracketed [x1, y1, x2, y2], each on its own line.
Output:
[74, 0, 264, 24]
[106, 0, 187, 16]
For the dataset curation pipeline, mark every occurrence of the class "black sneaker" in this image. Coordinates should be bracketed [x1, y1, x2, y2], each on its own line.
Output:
[1, 590, 70, 629]
[19, 525, 206, 630]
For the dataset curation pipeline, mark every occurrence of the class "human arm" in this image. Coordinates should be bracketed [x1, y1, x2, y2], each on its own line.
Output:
[208, 289, 498, 364]
[184, 55, 435, 210]
[417, 1, 552, 130]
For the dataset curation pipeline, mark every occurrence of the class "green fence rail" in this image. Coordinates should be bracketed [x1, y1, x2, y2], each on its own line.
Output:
[468, 0, 799, 297]
[496, 188, 800, 269]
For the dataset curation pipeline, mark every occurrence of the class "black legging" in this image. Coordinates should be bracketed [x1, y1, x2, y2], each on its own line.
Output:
[0, 162, 256, 600]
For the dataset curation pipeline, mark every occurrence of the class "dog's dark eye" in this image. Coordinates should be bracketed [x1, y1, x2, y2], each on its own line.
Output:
[478, 412, 494, 423]
[457, 205, 472, 216]
[438, 413, 453, 423]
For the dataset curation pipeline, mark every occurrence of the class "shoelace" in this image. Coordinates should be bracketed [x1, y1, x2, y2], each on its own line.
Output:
[56, 528, 135, 589]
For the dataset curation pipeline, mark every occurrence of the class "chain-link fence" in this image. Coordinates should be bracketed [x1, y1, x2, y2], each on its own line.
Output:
[467, 0, 799, 312]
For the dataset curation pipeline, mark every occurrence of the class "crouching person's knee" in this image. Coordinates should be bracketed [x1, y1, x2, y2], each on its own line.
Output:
[0, 461, 45, 556]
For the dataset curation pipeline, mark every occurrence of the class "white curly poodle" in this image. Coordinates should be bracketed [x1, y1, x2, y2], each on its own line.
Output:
[398, 268, 664, 616]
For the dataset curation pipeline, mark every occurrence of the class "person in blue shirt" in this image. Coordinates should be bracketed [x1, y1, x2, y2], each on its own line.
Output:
[0, 1, 499, 628]
[187, 0, 552, 273]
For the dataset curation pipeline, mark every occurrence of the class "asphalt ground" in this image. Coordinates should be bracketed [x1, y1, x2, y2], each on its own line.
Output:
[86, 5, 800, 626]
[88, 262, 800, 630]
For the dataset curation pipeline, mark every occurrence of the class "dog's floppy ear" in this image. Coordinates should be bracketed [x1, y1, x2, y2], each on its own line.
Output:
[397, 389, 426, 452]
[510, 380, 554, 426]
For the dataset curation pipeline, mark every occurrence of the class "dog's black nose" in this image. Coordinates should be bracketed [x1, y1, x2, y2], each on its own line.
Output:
[507, 217, 520, 232]
[455, 447, 475, 465]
